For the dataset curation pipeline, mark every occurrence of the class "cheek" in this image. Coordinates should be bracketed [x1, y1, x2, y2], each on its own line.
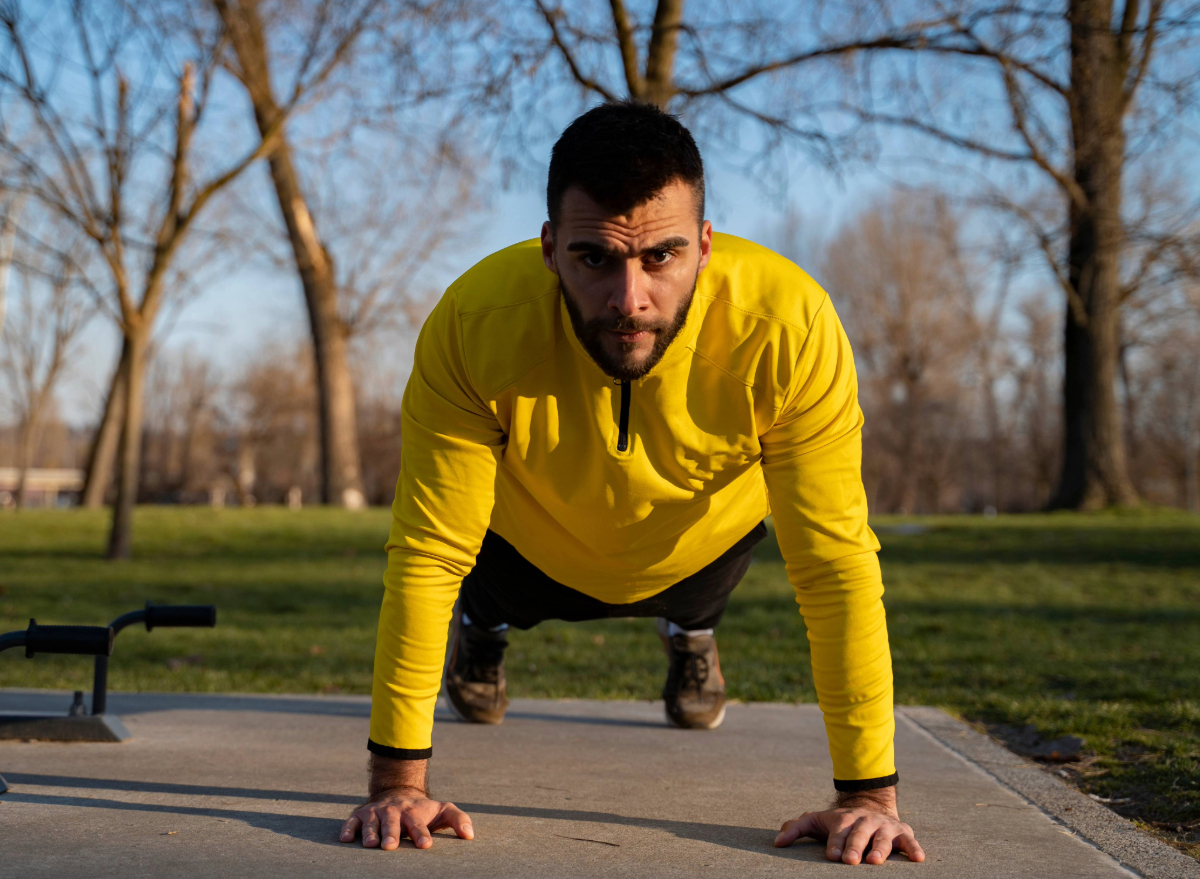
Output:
[647, 274, 692, 316]
[562, 270, 609, 319]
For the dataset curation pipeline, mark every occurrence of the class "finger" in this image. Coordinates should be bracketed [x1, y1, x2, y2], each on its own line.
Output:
[339, 813, 361, 844]
[825, 815, 858, 862]
[896, 830, 927, 863]
[403, 813, 433, 849]
[774, 812, 822, 848]
[380, 808, 403, 852]
[840, 818, 878, 865]
[864, 830, 894, 865]
[361, 809, 381, 848]
[431, 802, 475, 840]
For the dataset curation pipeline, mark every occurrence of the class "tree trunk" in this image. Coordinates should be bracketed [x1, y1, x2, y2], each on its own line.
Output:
[1050, 0, 1138, 510]
[107, 330, 148, 560]
[15, 411, 37, 509]
[1117, 343, 1140, 492]
[261, 144, 364, 508]
[81, 342, 128, 508]
[1186, 357, 1200, 513]
[643, 0, 684, 107]
[218, 0, 364, 508]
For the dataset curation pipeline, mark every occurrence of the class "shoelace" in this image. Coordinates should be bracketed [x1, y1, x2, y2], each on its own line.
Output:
[672, 639, 710, 692]
[462, 630, 506, 684]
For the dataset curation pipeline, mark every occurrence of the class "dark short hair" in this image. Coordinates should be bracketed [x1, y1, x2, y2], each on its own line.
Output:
[547, 100, 705, 229]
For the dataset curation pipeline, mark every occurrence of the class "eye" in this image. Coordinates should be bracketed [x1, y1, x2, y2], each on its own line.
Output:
[581, 252, 606, 268]
[647, 250, 674, 265]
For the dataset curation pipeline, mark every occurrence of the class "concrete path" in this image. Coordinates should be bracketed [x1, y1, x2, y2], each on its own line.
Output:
[0, 690, 1190, 878]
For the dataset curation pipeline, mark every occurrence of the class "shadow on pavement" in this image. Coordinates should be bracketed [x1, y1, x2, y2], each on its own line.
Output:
[0, 691, 373, 718]
[1, 773, 362, 805]
[1, 781, 827, 861]
[0, 792, 347, 846]
[456, 801, 826, 862]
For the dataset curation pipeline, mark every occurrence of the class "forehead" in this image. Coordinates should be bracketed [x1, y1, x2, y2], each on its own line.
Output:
[557, 180, 699, 251]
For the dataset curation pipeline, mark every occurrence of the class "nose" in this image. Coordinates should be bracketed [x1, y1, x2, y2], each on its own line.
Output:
[608, 261, 649, 317]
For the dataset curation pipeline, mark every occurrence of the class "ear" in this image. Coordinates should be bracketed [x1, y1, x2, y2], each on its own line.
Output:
[540, 222, 559, 275]
[697, 220, 713, 272]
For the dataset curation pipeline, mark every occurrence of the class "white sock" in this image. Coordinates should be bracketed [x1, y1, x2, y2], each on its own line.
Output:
[666, 621, 713, 637]
[461, 612, 507, 633]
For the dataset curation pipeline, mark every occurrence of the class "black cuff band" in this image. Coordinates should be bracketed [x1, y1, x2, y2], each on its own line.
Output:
[833, 772, 899, 793]
[367, 739, 432, 760]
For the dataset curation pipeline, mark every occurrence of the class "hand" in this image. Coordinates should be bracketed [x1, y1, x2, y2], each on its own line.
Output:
[774, 786, 925, 865]
[339, 787, 474, 850]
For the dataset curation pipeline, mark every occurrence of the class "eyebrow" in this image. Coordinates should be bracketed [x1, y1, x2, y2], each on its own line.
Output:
[565, 236, 691, 257]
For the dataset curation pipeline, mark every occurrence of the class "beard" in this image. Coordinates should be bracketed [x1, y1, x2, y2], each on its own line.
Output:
[560, 274, 697, 382]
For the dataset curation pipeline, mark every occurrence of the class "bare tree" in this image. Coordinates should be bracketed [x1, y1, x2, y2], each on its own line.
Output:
[485, 0, 952, 161]
[0, 192, 21, 339]
[827, 1, 1200, 508]
[221, 341, 320, 504]
[141, 348, 222, 501]
[212, 0, 464, 509]
[0, 0, 287, 556]
[79, 343, 125, 507]
[1011, 298, 1064, 507]
[820, 191, 983, 513]
[0, 231, 93, 507]
[492, 2, 1200, 510]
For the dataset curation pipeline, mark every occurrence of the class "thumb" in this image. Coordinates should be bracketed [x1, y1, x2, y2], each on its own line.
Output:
[775, 812, 823, 848]
[435, 803, 475, 841]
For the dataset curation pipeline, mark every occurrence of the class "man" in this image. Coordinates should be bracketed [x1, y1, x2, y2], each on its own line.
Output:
[340, 101, 925, 867]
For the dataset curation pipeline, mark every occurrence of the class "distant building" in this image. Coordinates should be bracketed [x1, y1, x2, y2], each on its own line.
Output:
[0, 468, 84, 508]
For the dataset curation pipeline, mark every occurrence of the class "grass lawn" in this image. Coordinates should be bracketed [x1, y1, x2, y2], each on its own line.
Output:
[1, 506, 1197, 857]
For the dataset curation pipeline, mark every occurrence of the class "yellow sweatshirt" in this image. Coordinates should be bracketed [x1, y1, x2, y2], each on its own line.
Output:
[370, 233, 895, 786]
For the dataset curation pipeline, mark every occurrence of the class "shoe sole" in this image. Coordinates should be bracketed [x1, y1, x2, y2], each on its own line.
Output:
[665, 702, 726, 730]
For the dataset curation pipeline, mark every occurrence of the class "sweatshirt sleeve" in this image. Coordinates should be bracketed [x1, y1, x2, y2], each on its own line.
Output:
[759, 295, 896, 790]
[368, 289, 504, 758]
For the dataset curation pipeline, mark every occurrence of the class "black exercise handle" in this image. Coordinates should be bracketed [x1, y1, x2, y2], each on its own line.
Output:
[143, 603, 216, 631]
[24, 620, 114, 658]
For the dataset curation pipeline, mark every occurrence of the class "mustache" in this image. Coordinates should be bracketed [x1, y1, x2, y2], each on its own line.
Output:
[589, 313, 670, 334]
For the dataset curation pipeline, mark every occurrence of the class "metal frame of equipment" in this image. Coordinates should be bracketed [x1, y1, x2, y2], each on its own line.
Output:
[0, 620, 115, 793]
[0, 603, 217, 752]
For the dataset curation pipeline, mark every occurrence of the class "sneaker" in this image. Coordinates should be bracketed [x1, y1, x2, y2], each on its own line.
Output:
[444, 613, 509, 724]
[659, 626, 727, 730]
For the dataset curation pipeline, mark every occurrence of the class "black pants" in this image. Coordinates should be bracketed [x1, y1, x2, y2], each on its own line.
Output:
[460, 521, 768, 631]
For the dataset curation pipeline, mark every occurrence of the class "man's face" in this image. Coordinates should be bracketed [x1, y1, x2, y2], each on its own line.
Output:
[541, 179, 713, 381]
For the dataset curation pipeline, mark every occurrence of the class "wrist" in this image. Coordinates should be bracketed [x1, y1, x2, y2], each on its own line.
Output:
[368, 754, 429, 800]
[835, 784, 898, 816]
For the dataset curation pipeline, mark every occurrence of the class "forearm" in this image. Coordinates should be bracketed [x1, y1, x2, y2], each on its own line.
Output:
[792, 553, 896, 783]
[368, 754, 429, 799]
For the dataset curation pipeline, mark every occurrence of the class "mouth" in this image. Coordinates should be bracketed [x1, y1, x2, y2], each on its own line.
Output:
[609, 329, 652, 344]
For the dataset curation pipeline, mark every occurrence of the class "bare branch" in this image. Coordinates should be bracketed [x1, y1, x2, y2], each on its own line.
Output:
[998, 62, 1087, 209]
[533, 0, 621, 102]
[1122, 0, 1164, 108]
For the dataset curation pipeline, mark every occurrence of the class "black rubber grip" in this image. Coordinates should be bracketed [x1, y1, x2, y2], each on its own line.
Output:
[143, 604, 217, 631]
[24, 620, 114, 658]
